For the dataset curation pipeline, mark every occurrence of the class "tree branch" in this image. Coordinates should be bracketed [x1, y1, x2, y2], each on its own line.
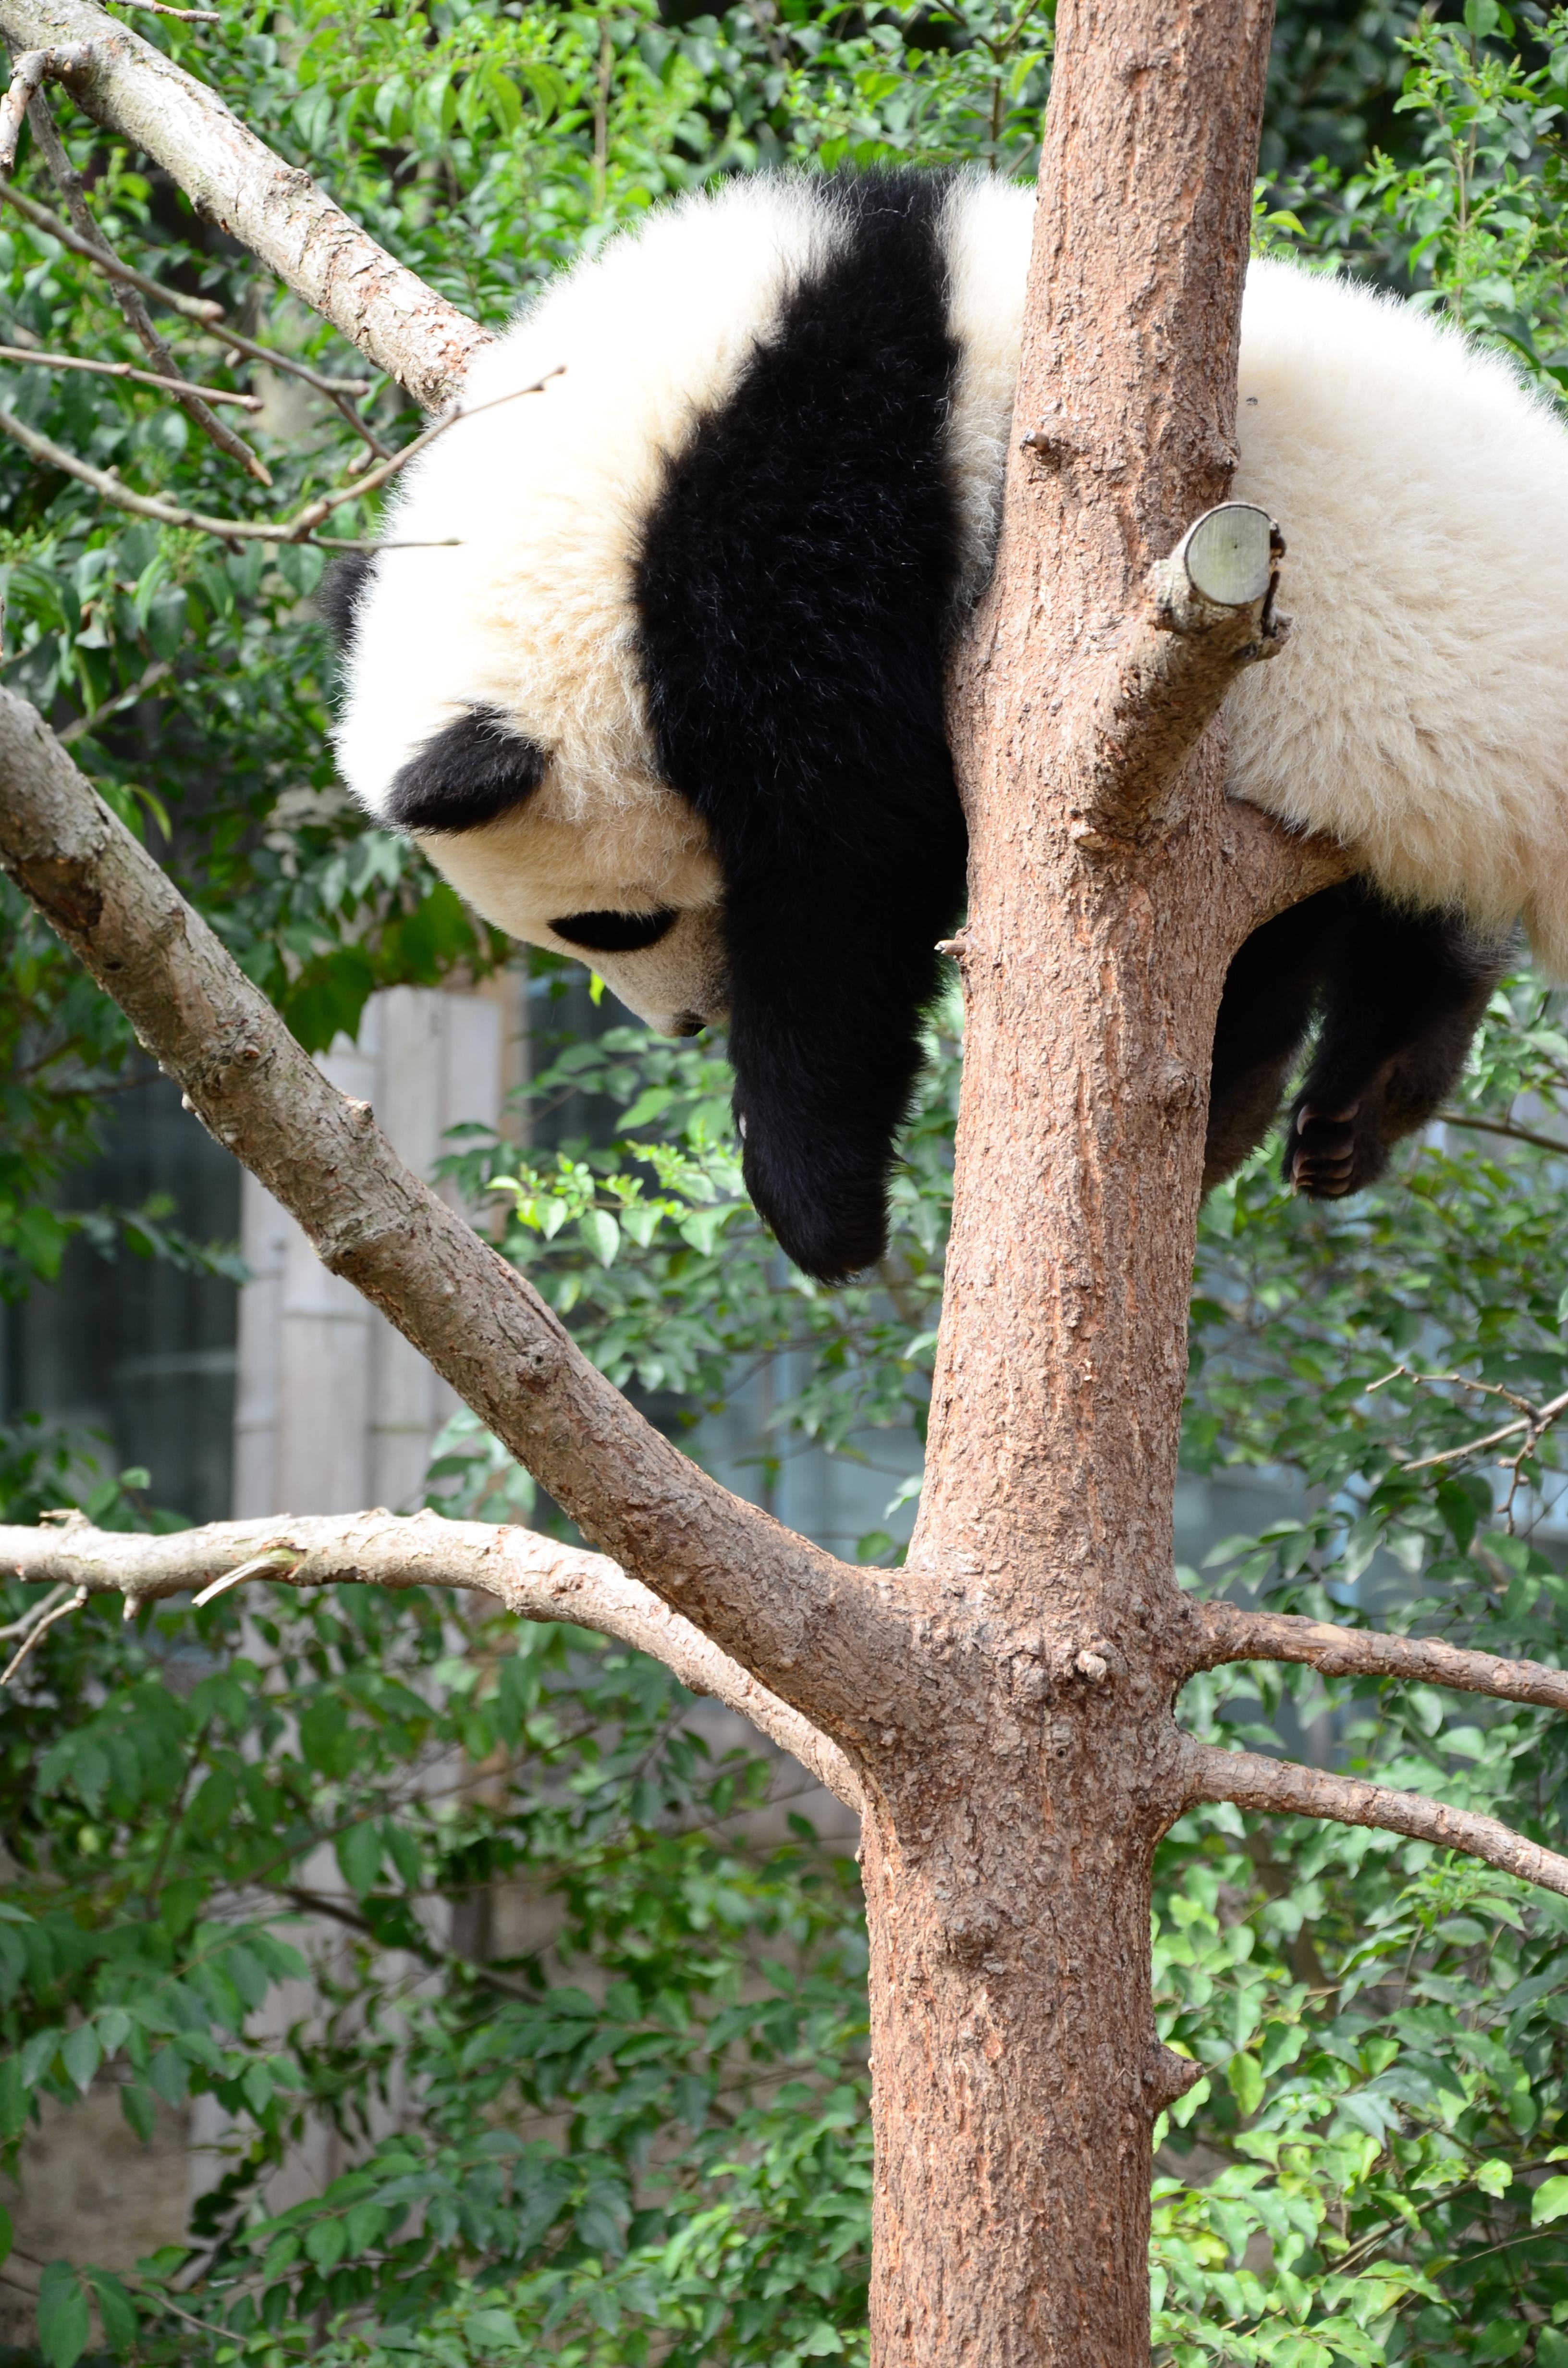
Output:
[1438, 1108, 1568, 1159]
[0, 0, 491, 405]
[0, 372, 549, 545]
[20, 75, 272, 481]
[0, 688, 896, 1746]
[1184, 1738, 1568, 1899]
[0, 1510, 862, 1810]
[1194, 1599, 1568, 1714]
[0, 40, 81, 169]
[0, 336, 259, 402]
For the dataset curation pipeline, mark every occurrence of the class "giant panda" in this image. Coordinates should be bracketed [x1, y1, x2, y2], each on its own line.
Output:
[331, 167, 1567, 1284]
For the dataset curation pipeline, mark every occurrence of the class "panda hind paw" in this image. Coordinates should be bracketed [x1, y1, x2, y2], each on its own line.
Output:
[1284, 1100, 1371, 1199]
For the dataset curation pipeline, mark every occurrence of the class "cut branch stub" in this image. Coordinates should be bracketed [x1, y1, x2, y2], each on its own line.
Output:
[1170, 501, 1279, 610]
[1061, 500, 1288, 855]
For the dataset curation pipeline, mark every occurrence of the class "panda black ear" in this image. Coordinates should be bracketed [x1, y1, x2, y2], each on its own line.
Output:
[386, 707, 549, 834]
[318, 552, 378, 651]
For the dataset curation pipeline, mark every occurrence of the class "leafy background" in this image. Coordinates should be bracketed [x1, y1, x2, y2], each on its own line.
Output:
[7, 0, 1568, 2362]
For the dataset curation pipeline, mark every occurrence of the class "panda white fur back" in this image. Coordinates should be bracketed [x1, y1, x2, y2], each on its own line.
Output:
[1227, 262, 1568, 975]
[331, 168, 1566, 1278]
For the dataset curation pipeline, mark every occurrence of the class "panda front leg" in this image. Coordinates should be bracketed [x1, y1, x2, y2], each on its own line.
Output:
[1282, 885, 1507, 1198]
[719, 829, 966, 1288]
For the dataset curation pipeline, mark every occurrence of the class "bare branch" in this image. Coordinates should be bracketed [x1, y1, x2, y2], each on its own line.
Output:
[55, 654, 169, 742]
[0, 337, 259, 402]
[20, 89, 272, 481]
[0, 1580, 86, 1683]
[1055, 503, 1289, 851]
[0, 175, 218, 314]
[0, 375, 547, 543]
[110, 0, 218, 21]
[0, 689, 895, 1741]
[1405, 1386, 1568, 1473]
[7, 120, 392, 456]
[1185, 1737, 1568, 1900]
[0, 1511, 863, 1810]
[1194, 1599, 1568, 1714]
[0, 0, 491, 405]
[1438, 1108, 1568, 1158]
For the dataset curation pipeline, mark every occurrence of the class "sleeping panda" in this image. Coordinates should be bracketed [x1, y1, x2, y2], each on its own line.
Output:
[330, 167, 1564, 1283]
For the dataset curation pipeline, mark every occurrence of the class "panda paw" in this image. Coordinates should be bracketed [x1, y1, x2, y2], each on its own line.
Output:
[1283, 1100, 1368, 1198]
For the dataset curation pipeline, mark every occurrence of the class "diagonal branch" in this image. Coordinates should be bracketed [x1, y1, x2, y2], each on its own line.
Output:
[0, 687, 894, 1747]
[0, 0, 491, 405]
[0, 1511, 862, 1810]
[1184, 1737, 1568, 1899]
[1194, 1599, 1568, 1714]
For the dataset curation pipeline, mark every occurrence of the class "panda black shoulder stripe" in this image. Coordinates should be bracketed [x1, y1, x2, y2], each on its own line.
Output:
[631, 166, 969, 1283]
[384, 708, 549, 835]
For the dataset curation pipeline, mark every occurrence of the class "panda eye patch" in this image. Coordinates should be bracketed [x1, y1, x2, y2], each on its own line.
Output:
[385, 707, 548, 834]
[549, 908, 680, 953]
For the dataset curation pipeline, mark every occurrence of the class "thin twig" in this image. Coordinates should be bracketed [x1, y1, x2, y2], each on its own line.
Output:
[1438, 1108, 1568, 1158]
[1, 167, 386, 439]
[1, 169, 221, 317]
[1405, 1387, 1568, 1474]
[0, 370, 557, 546]
[109, 0, 220, 19]
[1372, 1363, 1542, 1423]
[55, 655, 171, 744]
[0, 1579, 70, 1640]
[0, 1583, 86, 1684]
[21, 92, 272, 484]
[0, 338, 260, 403]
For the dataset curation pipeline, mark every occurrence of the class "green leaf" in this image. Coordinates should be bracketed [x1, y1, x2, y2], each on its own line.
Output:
[36, 2262, 90, 2368]
[86, 2269, 137, 2352]
[337, 1820, 384, 1897]
[61, 2024, 100, 2096]
[1532, 2173, 1568, 2224]
[1225, 2050, 1264, 2118]
[305, 2217, 347, 2271]
[578, 1208, 620, 1267]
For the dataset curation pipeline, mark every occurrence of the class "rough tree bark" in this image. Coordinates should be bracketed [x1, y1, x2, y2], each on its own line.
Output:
[5, 1, 1568, 2362]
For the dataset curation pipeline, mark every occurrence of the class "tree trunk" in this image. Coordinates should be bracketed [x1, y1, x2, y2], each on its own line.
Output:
[30, 0, 1568, 2358]
[860, 5, 1277, 2359]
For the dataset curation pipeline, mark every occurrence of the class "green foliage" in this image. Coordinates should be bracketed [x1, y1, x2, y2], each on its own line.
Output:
[12, 3, 1568, 2365]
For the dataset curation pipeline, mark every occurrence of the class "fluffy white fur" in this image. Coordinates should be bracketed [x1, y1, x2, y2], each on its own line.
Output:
[1228, 261, 1568, 974]
[336, 173, 1568, 1021]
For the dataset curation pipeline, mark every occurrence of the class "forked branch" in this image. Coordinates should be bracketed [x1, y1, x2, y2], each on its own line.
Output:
[0, 1512, 862, 1810]
[18, 74, 271, 482]
[0, 0, 490, 405]
[1185, 1738, 1568, 1899]
[0, 687, 892, 1739]
[1196, 1599, 1568, 1714]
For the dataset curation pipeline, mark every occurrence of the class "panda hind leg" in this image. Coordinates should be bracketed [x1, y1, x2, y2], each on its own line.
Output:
[1203, 888, 1346, 1193]
[1283, 887, 1508, 1198]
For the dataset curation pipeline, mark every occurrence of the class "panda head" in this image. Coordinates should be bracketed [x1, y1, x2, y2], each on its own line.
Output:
[328, 543, 730, 1040]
